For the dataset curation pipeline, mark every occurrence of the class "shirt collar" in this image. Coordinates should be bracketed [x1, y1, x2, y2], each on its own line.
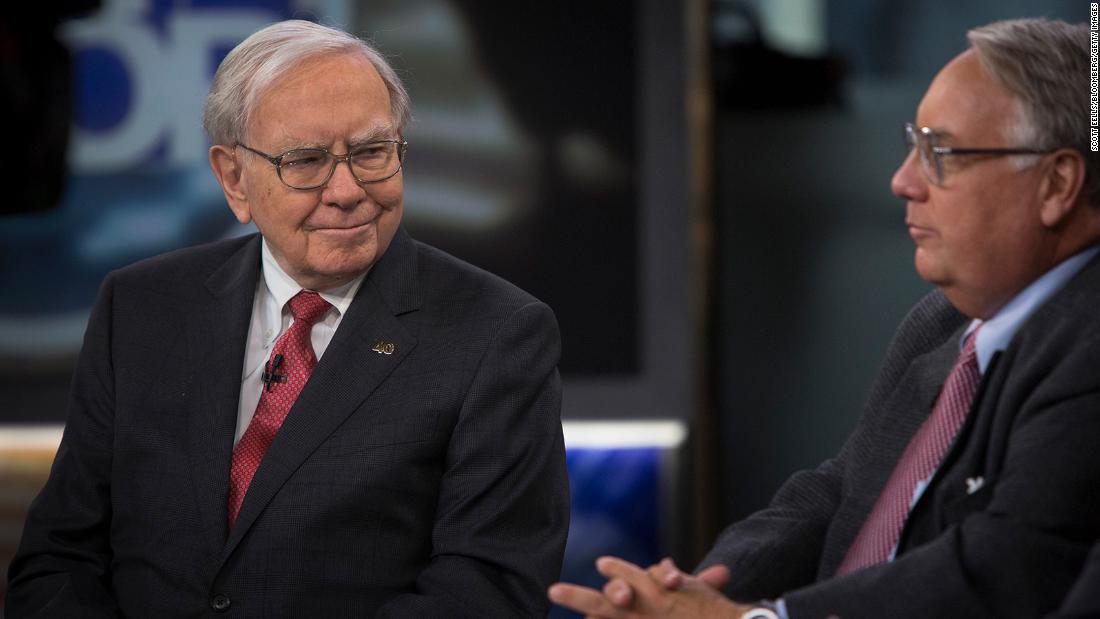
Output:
[963, 244, 1100, 373]
[260, 239, 368, 318]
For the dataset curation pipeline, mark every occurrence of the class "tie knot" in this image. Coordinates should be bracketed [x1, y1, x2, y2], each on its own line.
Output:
[288, 290, 331, 325]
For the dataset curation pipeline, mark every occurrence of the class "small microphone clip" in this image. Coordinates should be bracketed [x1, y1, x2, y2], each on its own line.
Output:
[261, 353, 287, 391]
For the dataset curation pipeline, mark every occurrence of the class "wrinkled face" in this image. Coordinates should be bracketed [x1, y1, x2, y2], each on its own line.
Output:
[891, 50, 1050, 318]
[222, 52, 403, 290]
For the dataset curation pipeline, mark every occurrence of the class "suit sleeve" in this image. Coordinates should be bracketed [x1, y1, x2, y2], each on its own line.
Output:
[375, 300, 569, 618]
[698, 291, 961, 601]
[781, 384, 1100, 619]
[6, 275, 121, 618]
[698, 454, 844, 600]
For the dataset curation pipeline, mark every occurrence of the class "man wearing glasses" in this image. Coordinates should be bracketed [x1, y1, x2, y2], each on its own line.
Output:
[551, 17, 1100, 619]
[7, 20, 568, 617]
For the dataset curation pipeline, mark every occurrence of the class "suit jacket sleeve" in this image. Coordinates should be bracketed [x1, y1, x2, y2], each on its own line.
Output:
[375, 300, 569, 618]
[698, 458, 844, 601]
[698, 291, 964, 602]
[6, 275, 121, 618]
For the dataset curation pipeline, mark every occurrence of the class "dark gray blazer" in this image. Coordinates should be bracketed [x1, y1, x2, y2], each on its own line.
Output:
[701, 253, 1100, 618]
[6, 228, 570, 618]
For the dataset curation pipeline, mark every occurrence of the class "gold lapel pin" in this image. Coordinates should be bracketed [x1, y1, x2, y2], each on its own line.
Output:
[372, 341, 396, 355]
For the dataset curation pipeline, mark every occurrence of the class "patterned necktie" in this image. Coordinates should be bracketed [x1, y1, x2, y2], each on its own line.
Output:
[227, 290, 331, 528]
[835, 327, 982, 575]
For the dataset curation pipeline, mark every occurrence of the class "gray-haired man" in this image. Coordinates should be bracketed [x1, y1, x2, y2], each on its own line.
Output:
[8, 20, 568, 617]
[552, 17, 1100, 619]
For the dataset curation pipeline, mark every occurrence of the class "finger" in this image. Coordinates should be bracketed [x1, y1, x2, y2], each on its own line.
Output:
[603, 578, 635, 608]
[595, 556, 646, 583]
[596, 556, 645, 578]
[548, 582, 624, 617]
[596, 556, 660, 598]
[696, 564, 732, 590]
[648, 557, 684, 589]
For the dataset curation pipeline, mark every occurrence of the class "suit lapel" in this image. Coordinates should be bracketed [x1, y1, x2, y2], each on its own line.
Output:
[220, 229, 422, 561]
[864, 326, 966, 510]
[825, 325, 965, 574]
[184, 235, 262, 559]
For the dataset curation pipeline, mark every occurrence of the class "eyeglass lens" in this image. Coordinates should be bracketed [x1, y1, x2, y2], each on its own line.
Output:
[903, 123, 942, 186]
[278, 143, 403, 189]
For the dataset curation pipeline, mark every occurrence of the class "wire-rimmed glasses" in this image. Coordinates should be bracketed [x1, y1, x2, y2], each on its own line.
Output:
[903, 122, 1052, 186]
[237, 140, 408, 190]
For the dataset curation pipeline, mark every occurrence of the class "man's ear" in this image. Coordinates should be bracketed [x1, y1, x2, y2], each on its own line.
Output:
[209, 145, 252, 224]
[1038, 148, 1087, 228]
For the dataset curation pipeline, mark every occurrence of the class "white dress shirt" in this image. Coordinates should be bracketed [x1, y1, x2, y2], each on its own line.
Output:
[234, 240, 367, 444]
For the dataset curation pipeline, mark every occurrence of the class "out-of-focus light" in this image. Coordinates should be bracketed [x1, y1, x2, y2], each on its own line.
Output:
[562, 420, 687, 449]
[0, 425, 63, 451]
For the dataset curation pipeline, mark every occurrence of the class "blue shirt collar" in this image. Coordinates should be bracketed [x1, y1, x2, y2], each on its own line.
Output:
[963, 245, 1100, 373]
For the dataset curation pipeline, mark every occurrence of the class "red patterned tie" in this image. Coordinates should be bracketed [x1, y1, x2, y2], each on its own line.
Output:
[835, 327, 981, 575]
[227, 290, 331, 528]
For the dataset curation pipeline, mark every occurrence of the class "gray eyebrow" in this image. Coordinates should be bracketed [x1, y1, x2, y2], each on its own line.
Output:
[273, 125, 399, 153]
[348, 125, 398, 146]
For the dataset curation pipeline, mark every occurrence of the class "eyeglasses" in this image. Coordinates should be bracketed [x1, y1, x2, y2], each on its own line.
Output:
[903, 122, 1052, 187]
[236, 140, 408, 190]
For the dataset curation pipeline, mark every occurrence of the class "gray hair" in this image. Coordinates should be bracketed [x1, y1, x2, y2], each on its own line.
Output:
[203, 20, 411, 146]
[968, 18, 1100, 206]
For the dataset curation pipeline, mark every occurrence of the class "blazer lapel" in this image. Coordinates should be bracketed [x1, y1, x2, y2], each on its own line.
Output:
[823, 325, 966, 575]
[185, 236, 261, 556]
[861, 326, 966, 512]
[221, 229, 422, 561]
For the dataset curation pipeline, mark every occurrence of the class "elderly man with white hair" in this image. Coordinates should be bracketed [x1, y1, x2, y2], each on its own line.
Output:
[7, 20, 568, 618]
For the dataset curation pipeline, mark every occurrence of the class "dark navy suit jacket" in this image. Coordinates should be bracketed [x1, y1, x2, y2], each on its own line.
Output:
[7, 228, 569, 617]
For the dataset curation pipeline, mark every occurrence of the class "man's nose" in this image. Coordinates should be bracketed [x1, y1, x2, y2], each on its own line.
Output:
[322, 158, 366, 207]
[891, 149, 929, 202]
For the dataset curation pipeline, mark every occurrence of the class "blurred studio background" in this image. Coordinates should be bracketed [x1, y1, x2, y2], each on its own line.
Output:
[0, 0, 1084, 615]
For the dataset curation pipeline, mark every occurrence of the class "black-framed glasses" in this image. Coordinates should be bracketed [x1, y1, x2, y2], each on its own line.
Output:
[237, 140, 408, 190]
[903, 122, 1052, 187]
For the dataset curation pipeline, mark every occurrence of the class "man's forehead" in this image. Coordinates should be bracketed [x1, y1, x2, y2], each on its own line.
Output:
[914, 50, 1014, 141]
[245, 51, 397, 151]
[250, 52, 390, 116]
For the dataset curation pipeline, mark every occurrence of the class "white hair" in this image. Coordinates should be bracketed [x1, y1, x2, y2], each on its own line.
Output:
[202, 20, 411, 146]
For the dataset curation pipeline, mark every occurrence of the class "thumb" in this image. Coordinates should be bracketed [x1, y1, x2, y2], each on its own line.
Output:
[697, 564, 732, 590]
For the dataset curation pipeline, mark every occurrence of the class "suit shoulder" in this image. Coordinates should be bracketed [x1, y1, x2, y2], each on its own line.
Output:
[109, 234, 258, 289]
[864, 289, 966, 404]
[892, 289, 966, 353]
[413, 240, 544, 313]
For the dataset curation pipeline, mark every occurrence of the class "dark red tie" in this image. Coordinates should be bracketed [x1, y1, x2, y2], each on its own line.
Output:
[227, 290, 331, 528]
[836, 327, 981, 575]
